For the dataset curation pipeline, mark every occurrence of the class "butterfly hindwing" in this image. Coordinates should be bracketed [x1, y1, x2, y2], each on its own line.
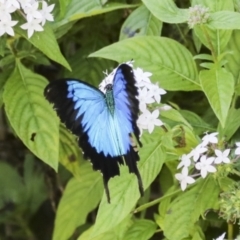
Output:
[44, 64, 143, 202]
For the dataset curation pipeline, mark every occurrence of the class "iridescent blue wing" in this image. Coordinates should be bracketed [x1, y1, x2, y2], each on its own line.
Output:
[44, 64, 143, 202]
[112, 64, 143, 195]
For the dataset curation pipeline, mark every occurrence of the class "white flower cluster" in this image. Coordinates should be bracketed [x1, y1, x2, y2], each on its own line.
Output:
[175, 132, 240, 191]
[0, 0, 54, 38]
[188, 4, 210, 28]
[99, 62, 167, 134]
[214, 232, 240, 240]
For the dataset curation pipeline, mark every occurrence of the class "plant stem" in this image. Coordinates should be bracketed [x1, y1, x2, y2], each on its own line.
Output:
[228, 221, 234, 240]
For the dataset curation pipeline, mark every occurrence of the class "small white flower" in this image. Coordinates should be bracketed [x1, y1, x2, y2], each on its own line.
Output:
[18, 0, 32, 9]
[24, 2, 42, 22]
[40, 1, 54, 25]
[214, 232, 226, 240]
[5, 0, 20, 9]
[0, 17, 18, 36]
[235, 142, 240, 155]
[189, 144, 208, 162]
[137, 109, 163, 133]
[134, 67, 152, 87]
[202, 132, 218, 146]
[175, 167, 195, 191]
[20, 18, 43, 38]
[138, 87, 155, 112]
[177, 154, 192, 169]
[0, 3, 12, 21]
[214, 149, 231, 164]
[195, 156, 216, 178]
[147, 83, 166, 103]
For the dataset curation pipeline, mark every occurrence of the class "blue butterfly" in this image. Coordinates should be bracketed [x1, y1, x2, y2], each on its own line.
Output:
[44, 63, 143, 202]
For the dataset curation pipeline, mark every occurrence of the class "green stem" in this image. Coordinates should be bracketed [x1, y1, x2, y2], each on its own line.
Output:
[133, 188, 181, 213]
[228, 221, 234, 240]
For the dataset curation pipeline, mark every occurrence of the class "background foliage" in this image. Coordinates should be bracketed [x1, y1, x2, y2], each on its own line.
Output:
[1, 0, 240, 239]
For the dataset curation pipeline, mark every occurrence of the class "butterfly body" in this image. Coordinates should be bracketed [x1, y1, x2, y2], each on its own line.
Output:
[44, 64, 143, 202]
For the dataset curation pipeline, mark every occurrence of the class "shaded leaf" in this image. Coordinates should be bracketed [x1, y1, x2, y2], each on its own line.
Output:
[120, 5, 162, 40]
[3, 61, 59, 170]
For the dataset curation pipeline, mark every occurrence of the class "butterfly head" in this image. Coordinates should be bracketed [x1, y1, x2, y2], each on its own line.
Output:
[105, 84, 113, 91]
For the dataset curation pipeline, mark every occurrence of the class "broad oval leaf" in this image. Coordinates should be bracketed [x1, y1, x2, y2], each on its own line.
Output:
[15, 25, 71, 70]
[3, 61, 59, 170]
[90, 128, 165, 237]
[90, 36, 200, 91]
[199, 68, 234, 127]
[142, 0, 189, 23]
[53, 162, 103, 240]
[119, 5, 162, 40]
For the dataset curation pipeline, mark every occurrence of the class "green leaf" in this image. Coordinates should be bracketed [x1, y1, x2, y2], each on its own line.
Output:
[90, 36, 200, 91]
[199, 68, 234, 127]
[0, 162, 24, 207]
[209, 11, 240, 29]
[78, 216, 131, 240]
[192, 0, 234, 54]
[53, 162, 103, 240]
[54, 1, 138, 28]
[15, 25, 71, 70]
[119, 5, 162, 40]
[123, 219, 157, 240]
[164, 177, 220, 240]
[59, 124, 83, 178]
[90, 128, 165, 237]
[3, 61, 59, 170]
[160, 108, 192, 130]
[142, 0, 189, 23]
[0, 35, 6, 56]
[225, 30, 240, 82]
[22, 154, 48, 215]
[217, 108, 240, 140]
[64, 48, 113, 87]
[179, 110, 213, 134]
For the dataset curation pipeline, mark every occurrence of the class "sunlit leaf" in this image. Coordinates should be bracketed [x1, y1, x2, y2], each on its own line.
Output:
[90, 36, 200, 91]
[3, 61, 59, 170]
[53, 162, 103, 240]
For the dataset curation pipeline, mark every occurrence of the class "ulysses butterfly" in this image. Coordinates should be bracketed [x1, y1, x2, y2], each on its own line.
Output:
[44, 63, 144, 202]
